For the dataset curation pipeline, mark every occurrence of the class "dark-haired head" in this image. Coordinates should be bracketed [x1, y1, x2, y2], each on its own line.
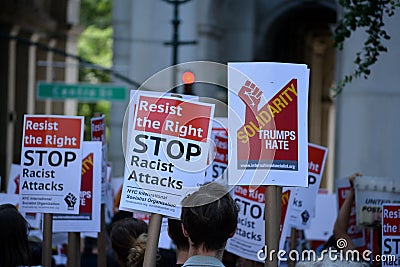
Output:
[110, 217, 148, 267]
[0, 204, 31, 267]
[181, 183, 239, 252]
[168, 218, 189, 251]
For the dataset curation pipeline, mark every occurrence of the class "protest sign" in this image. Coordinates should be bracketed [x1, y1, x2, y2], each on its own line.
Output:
[7, 163, 20, 194]
[304, 193, 337, 241]
[0, 193, 42, 229]
[0, 193, 19, 205]
[91, 115, 107, 203]
[204, 117, 228, 185]
[335, 177, 366, 248]
[53, 141, 102, 232]
[225, 186, 292, 262]
[354, 176, 400, 227]
[286, 144, 328, 229]
[120, 91, 214, 218]
[104, 164, 114, 224]
[19, 115, 84, 214]
[6, 164, 42, 228]
[228, 62, 309, 186]
[382, 204, 400, 266]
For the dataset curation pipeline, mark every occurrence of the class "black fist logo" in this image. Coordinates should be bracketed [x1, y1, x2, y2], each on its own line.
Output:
[64, 193, 77, 210]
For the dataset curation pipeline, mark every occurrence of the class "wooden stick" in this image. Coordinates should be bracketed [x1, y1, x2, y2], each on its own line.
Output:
[143, 213, 163, 267]
[42, 213, 53, 267]
[67, 232, 81, 267]
[288, 227, 297, 267]
[265, 185, 279, 267]
[97, 204, 107, 267]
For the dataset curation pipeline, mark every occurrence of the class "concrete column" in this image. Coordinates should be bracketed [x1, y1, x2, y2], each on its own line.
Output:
[45, 39, 57, 114]
[64, 31, 79, 116]
[335, 12, 400, 178]
[196, 0, 223, 61]
[308, 40, 327, 144]
[5, 26, 19, 187]
[110, 0, 132, 177]
[27, 32, 40, 114]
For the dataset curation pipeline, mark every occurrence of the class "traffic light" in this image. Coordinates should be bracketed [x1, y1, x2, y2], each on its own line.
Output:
[181, 71, 195, 95]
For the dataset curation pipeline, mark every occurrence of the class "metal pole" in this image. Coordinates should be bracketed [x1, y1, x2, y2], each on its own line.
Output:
[172, 1, 179, 67]
[163, 0, 195, 93]
[171, 1, 180, 93]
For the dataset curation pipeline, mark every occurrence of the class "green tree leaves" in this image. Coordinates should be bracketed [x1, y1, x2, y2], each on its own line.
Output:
[333, 0, 400, 95]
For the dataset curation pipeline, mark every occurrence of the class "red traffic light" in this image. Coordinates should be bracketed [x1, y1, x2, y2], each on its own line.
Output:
[182, 71, 195, 85]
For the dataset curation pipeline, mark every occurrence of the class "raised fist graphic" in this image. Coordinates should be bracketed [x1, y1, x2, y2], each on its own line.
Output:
[238, 80, 263, 111]
[64, 193, 77, 210]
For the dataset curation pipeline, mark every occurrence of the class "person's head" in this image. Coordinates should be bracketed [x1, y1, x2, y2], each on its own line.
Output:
[0, 204, 30, 267]
[180, 182, 239, 252]
[110, 217, 148, 267]
[28, 236, 42, 266]
[168, 218, 189, 252]
[107, 210, 134, 234]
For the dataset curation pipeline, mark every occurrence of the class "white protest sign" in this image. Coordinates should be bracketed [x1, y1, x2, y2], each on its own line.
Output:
[228, 62, 309, 186]
[0, 193, 19, 205]
[382, 204, 400, 266]
[120, 91, 214, 218]
[7, 163, 20, 194]
[225, 186, 292, 262]
[304, 193, 337, 241]
[335, 177, 366, 248]
[204, 118, 228, 185]
[354, 176, 400, 227]
[53, 141, 102, 232]
[19, 115, 84, 214]
[111, 176, 124, 214]
[6, 164, 42, 229]
[104, 163, 114, 224]
[91, 115, 107, 203]
[286, 143, 328, 229]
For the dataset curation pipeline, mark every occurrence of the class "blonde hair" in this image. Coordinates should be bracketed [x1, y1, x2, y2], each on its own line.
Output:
[127, 233, 147, 267]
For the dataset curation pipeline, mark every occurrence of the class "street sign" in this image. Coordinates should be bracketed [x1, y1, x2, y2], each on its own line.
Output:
[37, 82, 127, 102]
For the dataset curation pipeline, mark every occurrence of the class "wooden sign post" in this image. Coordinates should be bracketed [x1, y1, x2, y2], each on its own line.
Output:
[143, 213, 163, 267]
[42, 213, 53, 267]
[265, 185, 282, 267]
